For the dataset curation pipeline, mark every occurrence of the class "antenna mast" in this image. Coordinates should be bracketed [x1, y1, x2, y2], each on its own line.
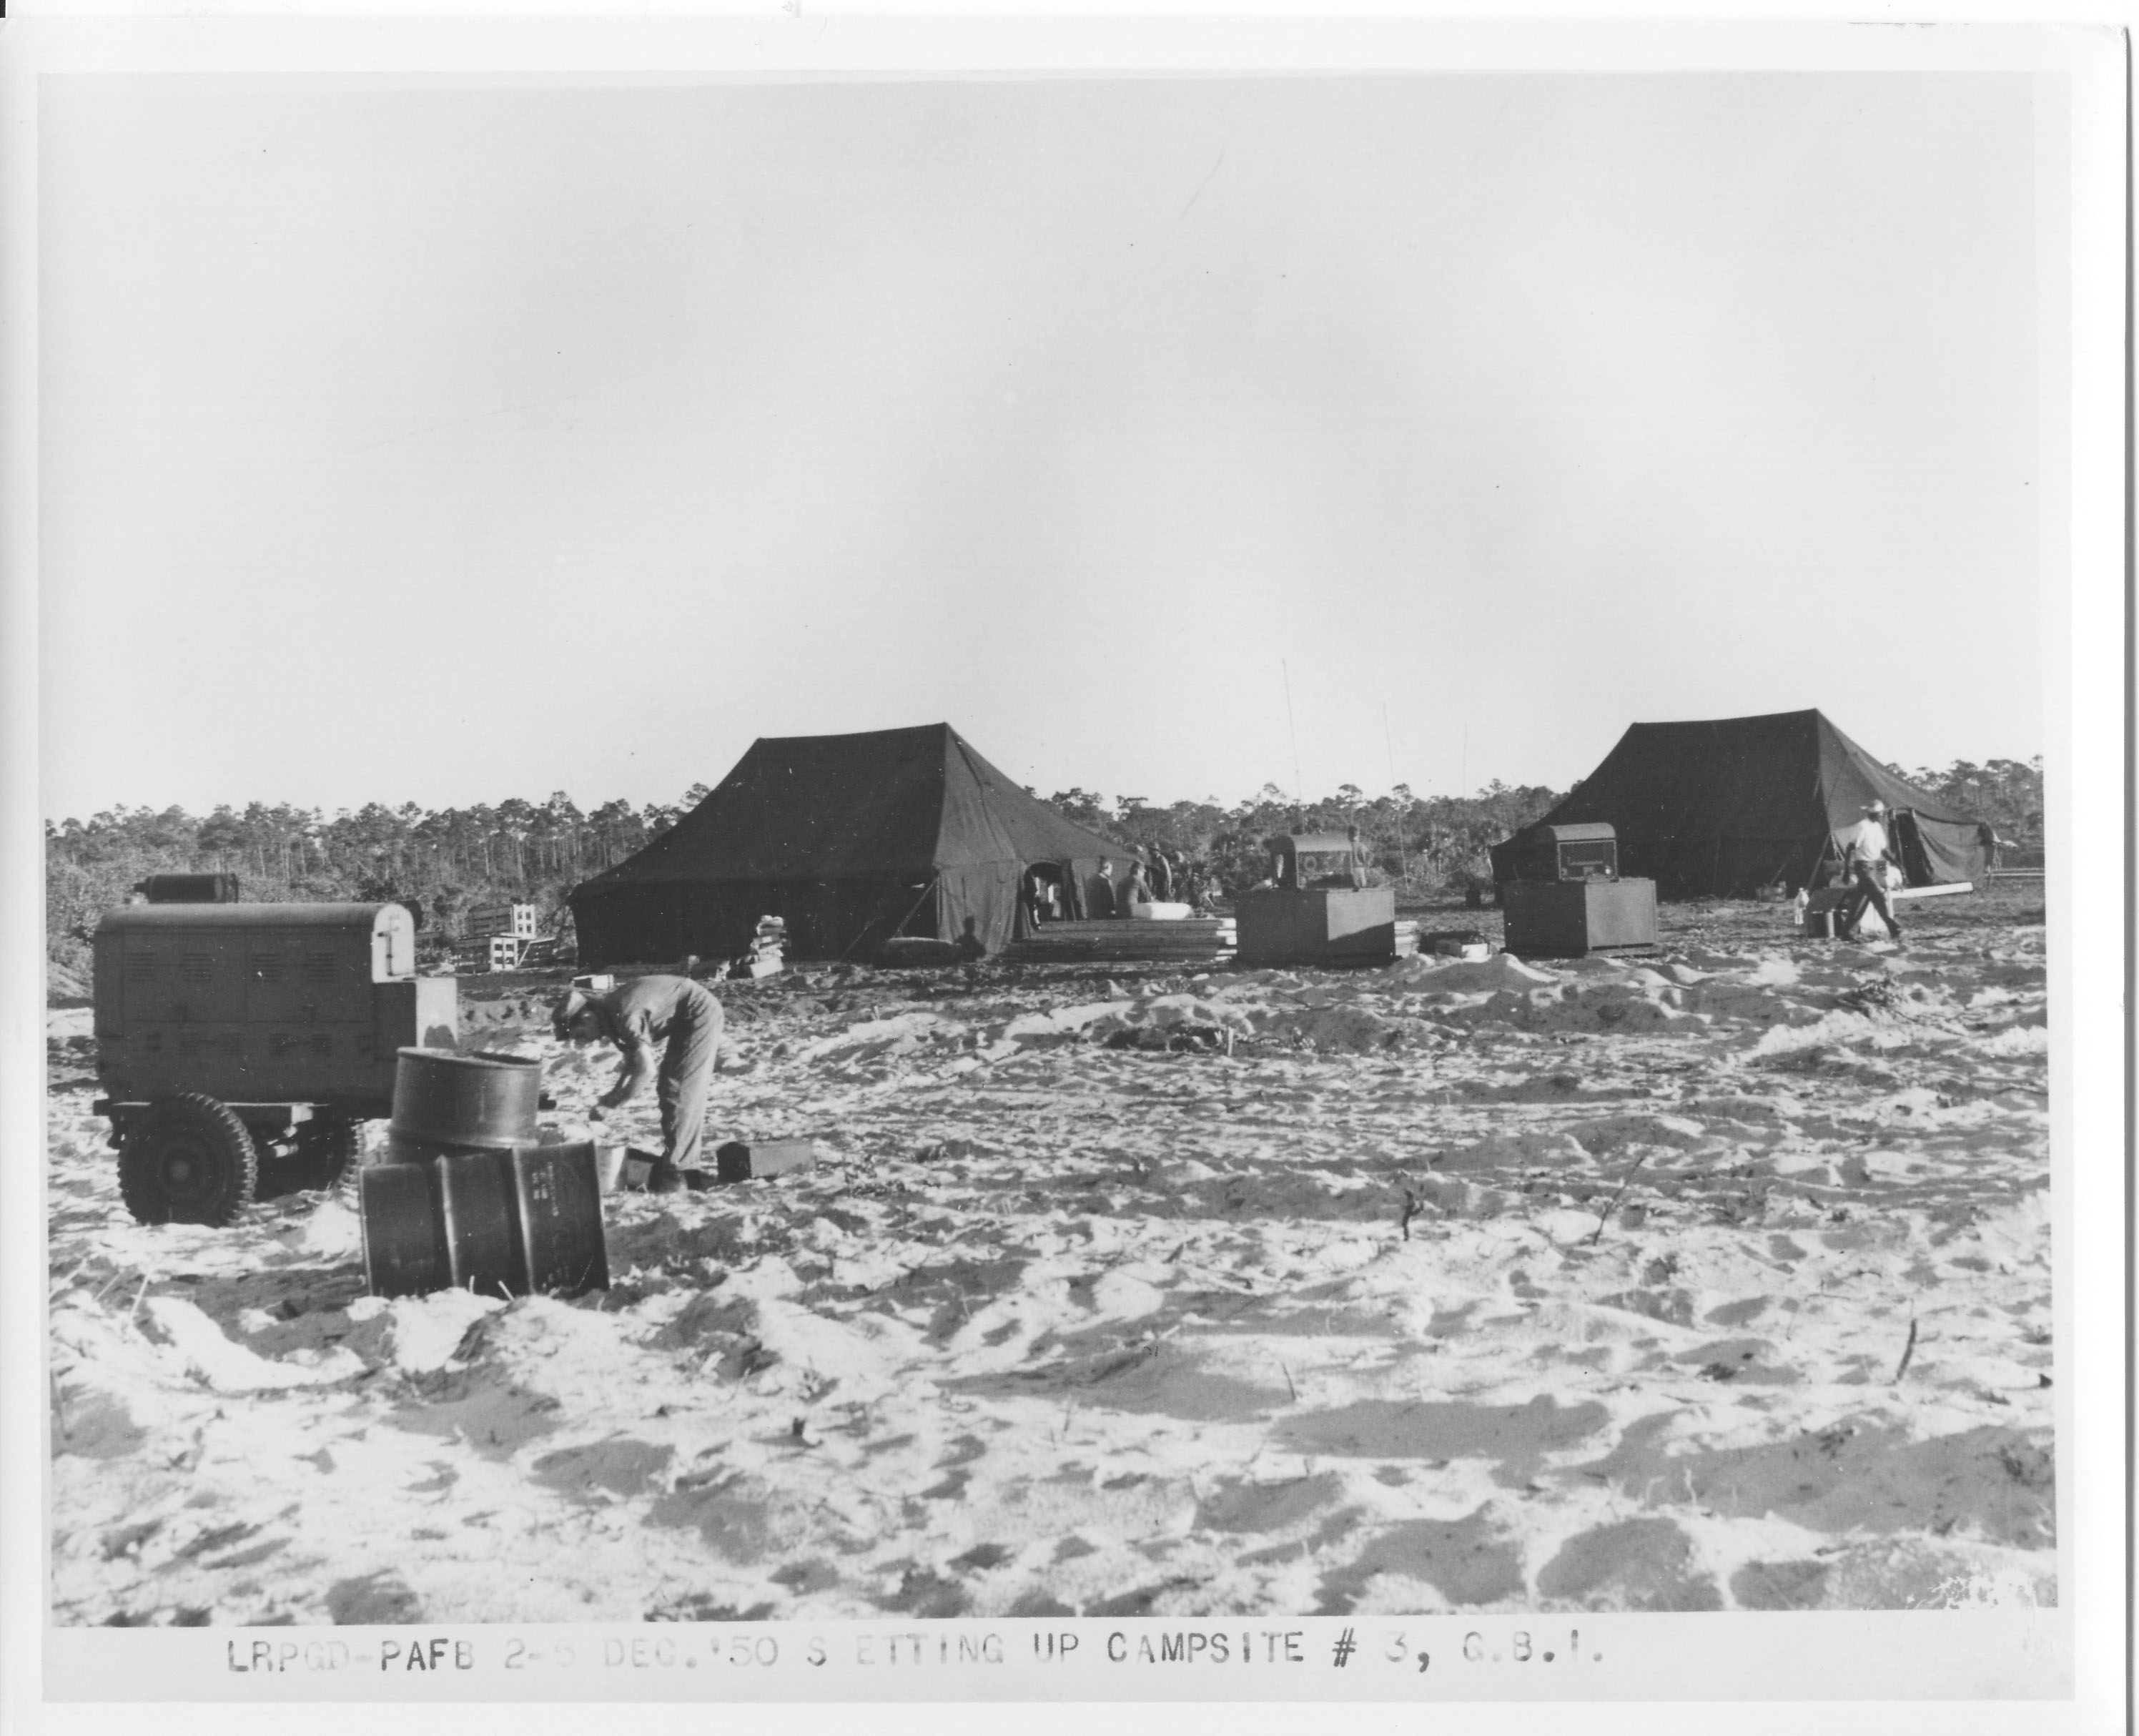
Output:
[1385, 703, 1406, 884]
[1282, 661, 1305, 814]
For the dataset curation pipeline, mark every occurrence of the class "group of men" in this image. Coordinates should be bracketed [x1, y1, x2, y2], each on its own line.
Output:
[1020, 850, 1210, 924]
[1082, 848, 1200, 917]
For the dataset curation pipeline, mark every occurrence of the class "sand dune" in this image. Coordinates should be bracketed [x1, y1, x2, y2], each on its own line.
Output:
[46, 894, 2052, 1624]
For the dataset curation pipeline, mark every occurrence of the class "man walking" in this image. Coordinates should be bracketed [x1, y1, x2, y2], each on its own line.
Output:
[553, 975, 723, 1191]
[1835, 799, 1905, 943]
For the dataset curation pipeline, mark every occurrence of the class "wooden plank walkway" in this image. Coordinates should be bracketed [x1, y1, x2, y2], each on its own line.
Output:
[1004, 917, 1237, 965]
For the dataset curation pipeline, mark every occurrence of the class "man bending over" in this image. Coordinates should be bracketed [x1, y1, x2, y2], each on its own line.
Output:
[552, 974, 723, 1192]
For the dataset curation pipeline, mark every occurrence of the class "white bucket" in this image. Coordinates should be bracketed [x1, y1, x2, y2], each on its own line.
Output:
[595, 1145, 657, 1193]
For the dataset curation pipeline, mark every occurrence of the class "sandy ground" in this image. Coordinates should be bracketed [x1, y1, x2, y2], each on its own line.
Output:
[45, 889, 2055, 1625]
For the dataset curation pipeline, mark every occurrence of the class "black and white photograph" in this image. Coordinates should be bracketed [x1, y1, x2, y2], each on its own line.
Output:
[2, 7, 2125, 1725]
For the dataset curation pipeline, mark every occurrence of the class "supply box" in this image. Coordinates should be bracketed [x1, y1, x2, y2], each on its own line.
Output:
[1233, 833, 1396, 967]
[1495, 822, 1660, 959]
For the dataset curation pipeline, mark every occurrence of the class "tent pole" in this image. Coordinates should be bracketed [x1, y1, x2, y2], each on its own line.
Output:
[839, 877, 941, 963]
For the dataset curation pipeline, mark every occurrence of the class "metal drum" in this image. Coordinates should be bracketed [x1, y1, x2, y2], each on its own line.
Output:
[436, 1150, 520, 1296]
[358, 1140, 608, 1301]
[358, 1162, 452, 1298]
[508, 1143, 610, 1294]
[388, 1047, 541, 1157]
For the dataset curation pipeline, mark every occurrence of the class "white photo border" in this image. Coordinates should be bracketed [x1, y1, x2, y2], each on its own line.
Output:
[1, 10, 2125, 1736]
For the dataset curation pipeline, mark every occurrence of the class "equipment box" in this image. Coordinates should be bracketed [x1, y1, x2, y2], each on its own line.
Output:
[715, 1138, 820, 1183]
[1232, 831, 1395, 967]
[94, 904, 457, 1110]
[1501, 822, 1621, 884]
[1502, 878, 1659, 959]
[1234, 886, 1398, 967]
[92, 901, 460, 1227]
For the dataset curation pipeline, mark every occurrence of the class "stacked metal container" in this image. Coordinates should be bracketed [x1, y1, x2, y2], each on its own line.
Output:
[358, 1048, 609, 1301]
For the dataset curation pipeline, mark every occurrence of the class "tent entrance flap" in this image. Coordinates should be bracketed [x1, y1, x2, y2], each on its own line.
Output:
[1017, 862, 1070, 937]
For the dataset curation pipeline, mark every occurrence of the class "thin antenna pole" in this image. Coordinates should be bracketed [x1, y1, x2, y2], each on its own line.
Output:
[1282, 660, 1304, 812]
[1461, 724, 1469, 800]
[1385, 703, 1406, 885]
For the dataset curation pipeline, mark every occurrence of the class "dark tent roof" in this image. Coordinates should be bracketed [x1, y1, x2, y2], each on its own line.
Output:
[570, 724, 1135, 964]
[1489, 709, 1991, 899]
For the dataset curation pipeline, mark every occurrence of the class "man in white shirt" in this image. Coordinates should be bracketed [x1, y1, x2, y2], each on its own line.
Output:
[1834, 800, 1904, 942]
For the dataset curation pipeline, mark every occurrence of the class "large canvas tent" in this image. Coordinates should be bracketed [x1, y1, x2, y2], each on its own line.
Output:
[1489, 709, 1992, 899]
[570, 724, 1137, 966]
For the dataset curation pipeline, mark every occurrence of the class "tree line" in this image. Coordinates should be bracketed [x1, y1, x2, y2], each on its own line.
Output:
[1889, 759, 2044, 854]
[41, 780, 1558, 977]
[44, 789, 708, 980]
[44, 756, 2040, 980]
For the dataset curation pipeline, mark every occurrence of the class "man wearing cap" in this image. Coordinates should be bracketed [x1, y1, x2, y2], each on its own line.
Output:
[1834, 799, 1905, 943]
[553, 975, 723, 1192]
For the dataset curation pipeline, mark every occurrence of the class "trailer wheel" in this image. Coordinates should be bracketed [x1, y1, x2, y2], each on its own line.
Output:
[271, 1117, 359, 1198]
[117, 1094, 258, 1227]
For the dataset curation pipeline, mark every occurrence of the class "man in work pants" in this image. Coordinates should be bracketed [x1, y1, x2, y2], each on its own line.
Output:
[553, 975, 723, 1192]
[1834, 799, 1905, 944]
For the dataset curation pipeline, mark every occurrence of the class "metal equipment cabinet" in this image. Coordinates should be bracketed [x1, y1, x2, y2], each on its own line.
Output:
[1500, 877, 1659, 959]
[92, 902, 460, 1225]
[1497, 821, 1659, 959]
[1233, 832, 1397, 967]
[1497, 821, 1621, 885]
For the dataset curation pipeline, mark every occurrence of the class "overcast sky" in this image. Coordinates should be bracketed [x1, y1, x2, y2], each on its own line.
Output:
[39, 71, 2049, 821]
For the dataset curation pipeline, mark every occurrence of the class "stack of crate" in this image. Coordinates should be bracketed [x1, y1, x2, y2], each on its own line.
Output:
[736, 915, 786, 980]
[465, 903, 538, 972]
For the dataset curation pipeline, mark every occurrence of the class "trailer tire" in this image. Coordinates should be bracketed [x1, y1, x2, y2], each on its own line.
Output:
[118, 1094, 258, 1227]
